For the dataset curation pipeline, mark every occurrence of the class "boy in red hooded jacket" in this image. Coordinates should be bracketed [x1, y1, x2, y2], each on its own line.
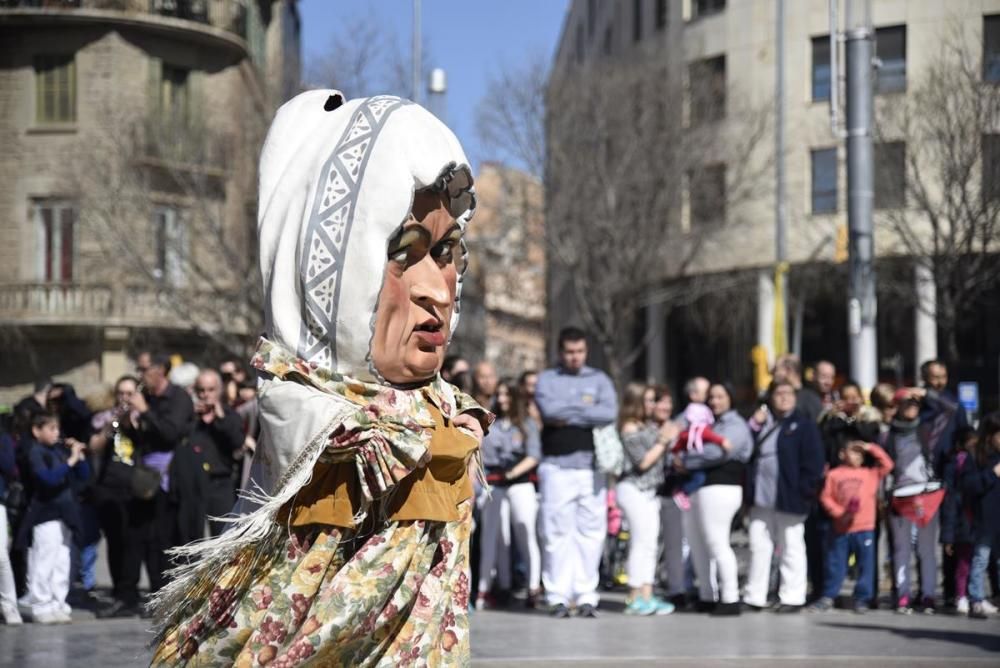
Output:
[810, 425, 893, 613]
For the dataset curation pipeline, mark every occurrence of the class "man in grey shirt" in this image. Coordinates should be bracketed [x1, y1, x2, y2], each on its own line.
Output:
[534, 327, 617, 618]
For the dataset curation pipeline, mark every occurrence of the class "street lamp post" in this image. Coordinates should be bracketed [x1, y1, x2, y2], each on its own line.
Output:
[427, 67, 447, 122]
[774, 0, 788, 358]
[843, 0, 879, 391]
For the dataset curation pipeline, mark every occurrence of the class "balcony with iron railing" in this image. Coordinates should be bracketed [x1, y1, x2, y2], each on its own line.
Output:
[0, 0, 249, 57]
[0, 282, 252, 335]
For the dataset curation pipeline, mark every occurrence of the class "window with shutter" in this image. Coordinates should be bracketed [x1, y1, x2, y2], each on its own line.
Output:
[154, 206, 188, 287]
[160, 64, 191, 126]
[812, 36, 831, 102]
[688, 55, 726, 125]
[34, 55, 76, 124]
[34, 201, 77, 283]
[875, 26, 906, 94]
[811, 148, 838, 213]
[985, 15, 1000, 83]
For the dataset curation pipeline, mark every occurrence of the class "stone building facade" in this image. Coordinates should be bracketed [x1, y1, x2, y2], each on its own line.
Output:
[548, 0, 1000, 400]
[456, 163, 547, 379]
[0, 0, 300, 404]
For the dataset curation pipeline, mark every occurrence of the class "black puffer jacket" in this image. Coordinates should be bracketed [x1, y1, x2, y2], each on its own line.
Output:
[940, 451, 974, 545]
[961, 451, 1000, 544]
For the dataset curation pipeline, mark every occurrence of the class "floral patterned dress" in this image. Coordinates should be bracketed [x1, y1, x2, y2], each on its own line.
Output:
[150, 340, 488, 667]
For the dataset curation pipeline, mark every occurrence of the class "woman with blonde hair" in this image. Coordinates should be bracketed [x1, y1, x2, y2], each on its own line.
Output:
[617, 383, 679, 615]
[870, 383, 897, 433]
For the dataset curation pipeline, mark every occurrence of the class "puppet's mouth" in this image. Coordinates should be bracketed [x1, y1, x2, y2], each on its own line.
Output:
[414, 318, 442, 333]
[413, 318, 445, 347]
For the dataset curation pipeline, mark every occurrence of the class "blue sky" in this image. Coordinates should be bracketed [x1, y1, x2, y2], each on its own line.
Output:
[298, 0, 569, 168]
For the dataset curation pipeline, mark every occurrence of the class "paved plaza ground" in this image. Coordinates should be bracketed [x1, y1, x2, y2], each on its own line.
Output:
[3, 534, 997, 666]
[2, 595, 998, 667]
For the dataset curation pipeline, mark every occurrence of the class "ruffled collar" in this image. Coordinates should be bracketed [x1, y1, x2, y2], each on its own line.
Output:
[251, 337, 492, 522]
[252, 337, 480, 423]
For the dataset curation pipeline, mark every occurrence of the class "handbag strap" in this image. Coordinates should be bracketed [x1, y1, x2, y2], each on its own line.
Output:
[751, 419, 782, 466]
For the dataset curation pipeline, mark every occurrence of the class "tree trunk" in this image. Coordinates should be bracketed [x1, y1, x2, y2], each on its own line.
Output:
[936, 288, 960, 365]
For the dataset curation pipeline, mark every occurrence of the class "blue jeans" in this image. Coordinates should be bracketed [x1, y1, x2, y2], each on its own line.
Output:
[679, 471, 706, 496]
[822, 530, 874, 603]
[78, 502, 101, 590]
[80, 542, 98, 591]
[968, 539, 1000, 603]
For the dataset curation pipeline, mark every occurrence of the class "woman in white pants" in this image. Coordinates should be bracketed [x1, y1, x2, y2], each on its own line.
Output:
[0, 432, 22, 625]
[618, 383, 679, 616]
[677, 382, 754, 615]
[477, 380, 543, 608]
[742, 380, 825, 613]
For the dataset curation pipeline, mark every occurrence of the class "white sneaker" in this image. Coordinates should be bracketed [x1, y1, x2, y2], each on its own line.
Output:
[33, 610, 61, 625]
[956, 597, 970, 614]
[1, 604, 23, 625]
[981, 599, 998, 614]
[53, 610, 72, 624]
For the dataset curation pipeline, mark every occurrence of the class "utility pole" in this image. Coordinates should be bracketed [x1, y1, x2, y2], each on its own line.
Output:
[844, 0, 878, 391]
[773, 0, 788, 358]
[412, 0, 421, 104]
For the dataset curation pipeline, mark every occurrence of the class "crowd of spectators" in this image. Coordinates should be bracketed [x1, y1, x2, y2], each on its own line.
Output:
[2, 335, 999, 627]
[0, 352, 258, 624]
[460, 330, 1000, 623]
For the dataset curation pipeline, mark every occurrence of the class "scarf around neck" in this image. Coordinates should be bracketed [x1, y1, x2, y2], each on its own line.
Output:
[252, 336, 493, 520]
[891, 416, 921, 433]
[151, 336, 493, 636]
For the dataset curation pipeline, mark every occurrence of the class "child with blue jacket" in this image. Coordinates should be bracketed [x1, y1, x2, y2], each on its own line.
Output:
[17, 412, 89, 624]
[963, 412, 1000, 620]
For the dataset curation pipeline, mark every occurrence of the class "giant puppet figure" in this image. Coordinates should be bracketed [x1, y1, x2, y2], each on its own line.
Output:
[150, 91, 491, 667]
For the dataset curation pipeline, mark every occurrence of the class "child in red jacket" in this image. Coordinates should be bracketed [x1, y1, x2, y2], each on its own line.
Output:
[670, 403, 730, 510]
[809, 425, 893, 613]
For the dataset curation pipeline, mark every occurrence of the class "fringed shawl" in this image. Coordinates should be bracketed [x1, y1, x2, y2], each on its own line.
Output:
[148, 337, 491, 640]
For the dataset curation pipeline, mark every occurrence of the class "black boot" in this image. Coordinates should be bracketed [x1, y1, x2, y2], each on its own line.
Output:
[711, 601, 742, 616]
[96, 600, 140, 619]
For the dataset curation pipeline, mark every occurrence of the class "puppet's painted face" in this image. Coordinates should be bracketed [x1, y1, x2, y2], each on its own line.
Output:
[370, 190, 464, 384]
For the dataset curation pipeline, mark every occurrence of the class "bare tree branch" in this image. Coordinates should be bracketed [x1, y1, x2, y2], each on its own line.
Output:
[62, 101, 263, 358]
[538, 59, 773, 387]
[876, 27, 1000, 361]
[475, 54, 549, 178]
[305, 10, 431, 100]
